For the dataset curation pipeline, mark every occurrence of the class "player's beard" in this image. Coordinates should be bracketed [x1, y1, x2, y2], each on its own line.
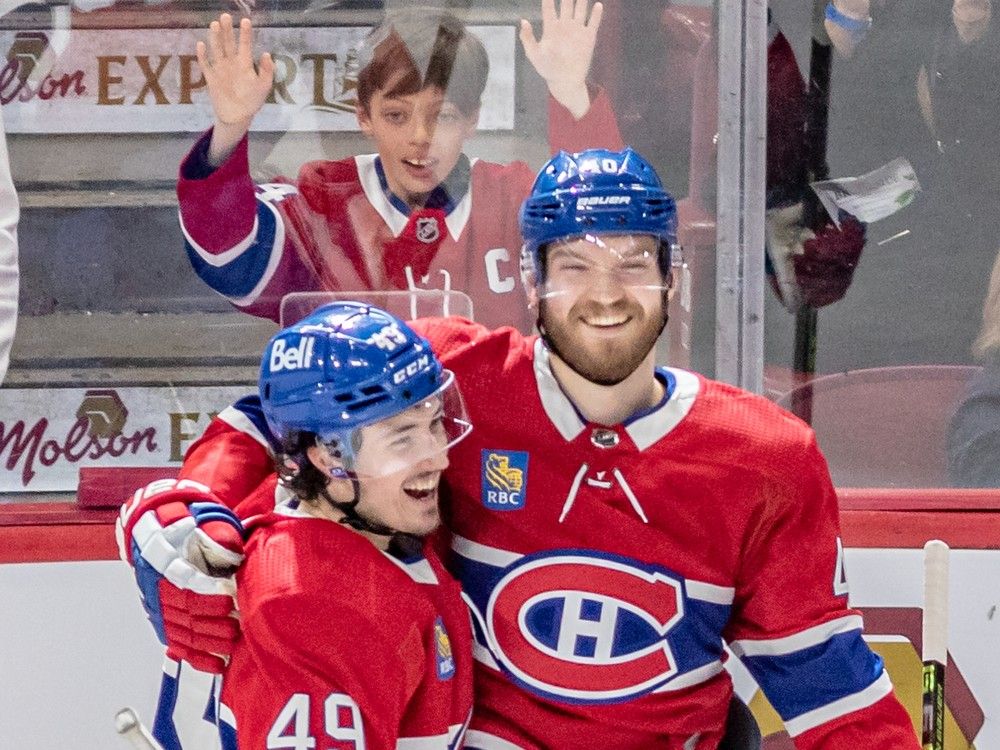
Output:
[538, 293, 668, 386]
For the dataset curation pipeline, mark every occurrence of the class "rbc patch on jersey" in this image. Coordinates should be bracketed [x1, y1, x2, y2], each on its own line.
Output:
[481, 450, 528, 511]
[434, 617, 456, 680]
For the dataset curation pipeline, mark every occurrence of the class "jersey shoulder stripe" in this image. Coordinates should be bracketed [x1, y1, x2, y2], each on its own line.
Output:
[182, 191, 285, 303]
[218, 395, 278, 453]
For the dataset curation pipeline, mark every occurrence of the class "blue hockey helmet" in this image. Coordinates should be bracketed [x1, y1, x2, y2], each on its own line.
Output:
[259, 301, 468, 473]
[519, 147, 678, 280]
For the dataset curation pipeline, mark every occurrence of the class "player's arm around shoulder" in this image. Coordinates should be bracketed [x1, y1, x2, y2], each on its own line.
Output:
[115, 396, 277, 672]
[410, 314, 526, 360]
[725, 428, 919, 749]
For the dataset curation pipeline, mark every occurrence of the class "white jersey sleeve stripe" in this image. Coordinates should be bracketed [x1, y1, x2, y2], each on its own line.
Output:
[228, 199, 286, 308]
[464, 730, 527, 750]
[216, 404, 273, 452]
[684, 579, 735, 605]
[783, 670, 894, 737]
[451, 533, 523, 568]
[729, 614, 864, 657]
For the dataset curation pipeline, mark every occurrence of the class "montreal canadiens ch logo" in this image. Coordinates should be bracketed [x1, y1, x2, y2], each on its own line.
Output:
[485, 551, 684, 703]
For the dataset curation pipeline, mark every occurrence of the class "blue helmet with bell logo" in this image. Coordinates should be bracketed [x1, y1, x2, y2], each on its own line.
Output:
[259, 301, 444, 453]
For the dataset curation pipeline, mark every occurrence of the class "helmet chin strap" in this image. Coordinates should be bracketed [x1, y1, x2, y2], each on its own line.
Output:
[318, 477, 422, 558]
[319, 479, 396, 537]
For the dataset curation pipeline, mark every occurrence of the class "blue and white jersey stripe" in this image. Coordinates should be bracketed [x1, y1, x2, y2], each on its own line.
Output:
[730, 615, 890, 735]
[180, 184, 291, 306]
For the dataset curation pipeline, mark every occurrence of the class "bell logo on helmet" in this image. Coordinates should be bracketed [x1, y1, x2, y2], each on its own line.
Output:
[269, 337, 315, 373]
[392, 354, 430, 384]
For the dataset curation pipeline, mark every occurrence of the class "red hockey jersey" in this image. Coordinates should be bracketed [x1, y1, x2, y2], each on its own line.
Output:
[180, 319, 919, 750]
[219, 484, 474, 750]
[177, 93, 623, 331]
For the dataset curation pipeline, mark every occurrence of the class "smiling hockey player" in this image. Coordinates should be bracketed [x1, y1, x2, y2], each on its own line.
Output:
[121, 148, 919, 749]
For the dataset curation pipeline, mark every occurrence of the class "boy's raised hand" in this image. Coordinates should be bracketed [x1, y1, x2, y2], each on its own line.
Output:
[520, 0, 604, 119]
[196, 14, 274, 164]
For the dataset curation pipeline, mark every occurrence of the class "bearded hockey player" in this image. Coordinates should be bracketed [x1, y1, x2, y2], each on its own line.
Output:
[121, 148, 919, 749]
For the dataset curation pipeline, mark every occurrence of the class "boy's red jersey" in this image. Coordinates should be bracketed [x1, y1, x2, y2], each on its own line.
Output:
[177, 94, 623, 331]
[220, 491, 474, 750]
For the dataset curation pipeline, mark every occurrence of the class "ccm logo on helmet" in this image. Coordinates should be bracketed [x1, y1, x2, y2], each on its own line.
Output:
[393, 354, 430, 384]
[576, 195, 632, 209]
[270, 337, 315, 372]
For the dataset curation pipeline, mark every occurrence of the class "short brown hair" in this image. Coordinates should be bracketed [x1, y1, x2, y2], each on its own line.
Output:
[357, 8, 489, 116]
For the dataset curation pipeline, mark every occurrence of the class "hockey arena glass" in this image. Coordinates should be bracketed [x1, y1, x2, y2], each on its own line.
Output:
[317, 369, 472, 480]
[537, 234, 671, 302]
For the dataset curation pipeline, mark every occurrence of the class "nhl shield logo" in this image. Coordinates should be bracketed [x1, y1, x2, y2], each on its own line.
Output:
[415, 216, 440, 244]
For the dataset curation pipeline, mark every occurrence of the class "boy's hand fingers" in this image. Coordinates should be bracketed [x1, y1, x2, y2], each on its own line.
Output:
[219, 13, 236, 59]
[519, 18, 539, 61]
[206, 20, 223, 65]
[195, 40, 214, 82]
[587, 2, 603, 31]
[540, 0, 556, 29]
[237, 17, 253, 63]
[257, 52, 275, 89]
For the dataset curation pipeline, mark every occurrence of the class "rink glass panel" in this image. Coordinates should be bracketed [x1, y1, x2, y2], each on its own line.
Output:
[764, 0, 998, 489]
[0, 1, 721, 501]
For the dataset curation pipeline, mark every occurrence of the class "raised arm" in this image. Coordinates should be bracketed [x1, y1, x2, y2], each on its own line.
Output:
[196, 13, 274, 166]
[520, 0, 603, 120]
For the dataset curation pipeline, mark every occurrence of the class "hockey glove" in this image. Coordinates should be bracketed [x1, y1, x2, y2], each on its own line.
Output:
[116, 478, 246, 673]
[765, 202, 866, 312]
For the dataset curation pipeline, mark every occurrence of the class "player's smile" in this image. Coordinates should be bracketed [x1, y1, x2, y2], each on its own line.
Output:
[402, 473, 441, 502]
[579, 312, 633, 332]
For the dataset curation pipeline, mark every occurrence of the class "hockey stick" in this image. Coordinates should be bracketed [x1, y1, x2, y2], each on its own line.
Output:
[115, 707, 165, 750]
[921, 540, 949, 750]
[790, 0, 835, 424]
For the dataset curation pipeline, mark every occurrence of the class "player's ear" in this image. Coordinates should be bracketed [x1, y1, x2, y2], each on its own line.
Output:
[306, 444, 346, 478]
[461, 106, 481, 138]
[356, 104, 374, 137]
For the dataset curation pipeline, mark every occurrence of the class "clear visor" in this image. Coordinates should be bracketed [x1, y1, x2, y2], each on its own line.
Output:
[537, 234, 670, 301]
[317, 369, 472, 481]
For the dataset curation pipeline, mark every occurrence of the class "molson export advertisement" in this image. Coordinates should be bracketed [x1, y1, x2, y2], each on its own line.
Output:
[0, 24, 515, 133]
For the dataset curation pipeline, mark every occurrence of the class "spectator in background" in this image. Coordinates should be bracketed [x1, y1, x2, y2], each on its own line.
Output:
[180, 3, 623, 332]
[0, 105, 18, 385]
[948, 246, 1000, 488]
[800, 0, 1000, 368]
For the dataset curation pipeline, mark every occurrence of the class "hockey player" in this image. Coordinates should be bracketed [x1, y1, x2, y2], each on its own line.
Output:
[120, 302, 475, 749]
[180, 3, 622, 331]
[121, 148, 920, 748]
